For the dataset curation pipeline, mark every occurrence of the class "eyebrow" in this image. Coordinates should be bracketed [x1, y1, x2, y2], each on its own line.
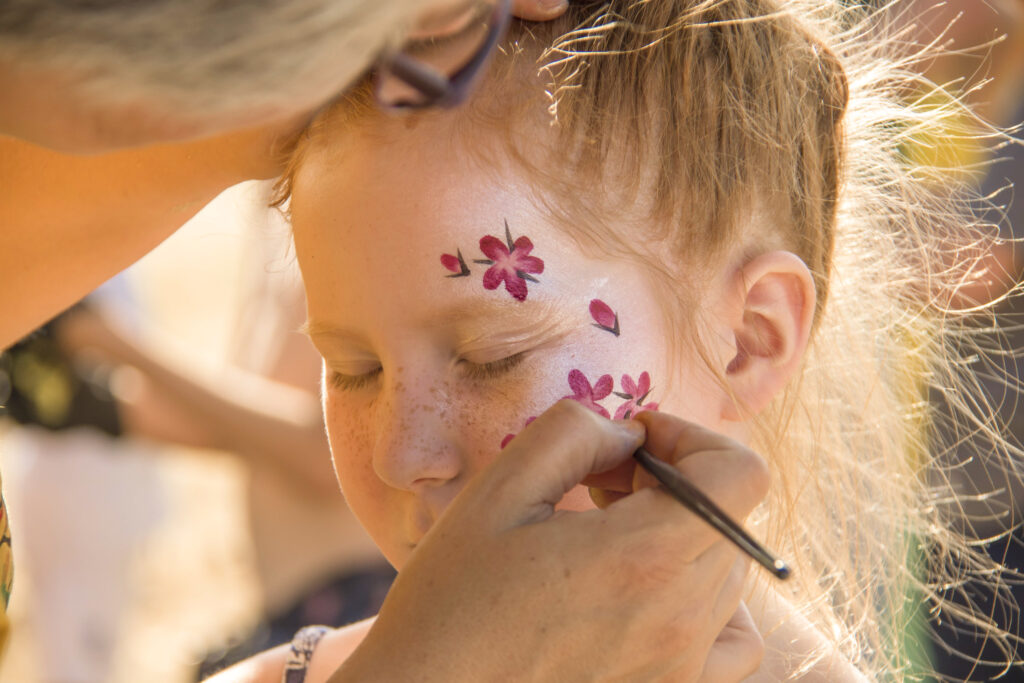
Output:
[301, 296, 575, 347]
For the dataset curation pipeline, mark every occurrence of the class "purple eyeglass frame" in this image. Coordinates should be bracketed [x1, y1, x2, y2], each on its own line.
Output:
[375, 0, 513, 109]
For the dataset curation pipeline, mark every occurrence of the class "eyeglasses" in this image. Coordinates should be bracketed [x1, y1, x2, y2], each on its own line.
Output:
[375, 0, 512, 109]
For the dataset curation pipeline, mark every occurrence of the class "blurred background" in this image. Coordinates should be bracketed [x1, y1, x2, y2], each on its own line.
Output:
[0, 181, 391, 683]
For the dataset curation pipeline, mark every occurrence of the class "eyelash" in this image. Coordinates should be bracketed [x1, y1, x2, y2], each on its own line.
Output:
[461, 352, 527, 381]
[326, 352, 527, 392]
[328, 367, 382, 392]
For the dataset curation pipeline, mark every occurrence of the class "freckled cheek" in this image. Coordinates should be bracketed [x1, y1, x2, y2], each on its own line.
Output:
[323, 395, 378, 494]
[465, 368, 563, 451]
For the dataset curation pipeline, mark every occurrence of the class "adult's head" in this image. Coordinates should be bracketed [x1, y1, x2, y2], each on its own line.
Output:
[0, 0, 564, 152]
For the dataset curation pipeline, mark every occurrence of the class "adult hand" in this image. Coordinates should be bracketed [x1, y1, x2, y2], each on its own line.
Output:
[332, 401, 767, 682]
[512, 0, 568, 21]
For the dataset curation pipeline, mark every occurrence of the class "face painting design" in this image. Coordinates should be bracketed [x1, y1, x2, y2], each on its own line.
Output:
[439, 220, 544, 301]
[613, 372, 659, 420]
[563, 368, 615, 418]
[590, 299, 620, 336]
[440, 249, 471, 277]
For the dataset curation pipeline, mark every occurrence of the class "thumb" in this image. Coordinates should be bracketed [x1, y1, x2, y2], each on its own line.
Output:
[469, 400, 645, 527]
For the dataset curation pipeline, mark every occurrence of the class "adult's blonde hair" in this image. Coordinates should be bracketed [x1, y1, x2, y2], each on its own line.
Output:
[0, 0, 424, 116]
[277, 0, 1021, 678]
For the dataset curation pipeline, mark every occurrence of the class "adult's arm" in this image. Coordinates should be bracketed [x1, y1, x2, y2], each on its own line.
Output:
[0, 0, 568, 351]
[54, 307, 339, 496]
[0, 122, 295, 350]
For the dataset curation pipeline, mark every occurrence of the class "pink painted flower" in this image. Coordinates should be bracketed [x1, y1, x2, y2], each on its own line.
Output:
[474, 220, 544, 301]
[613, 372, 659, 420]
[563, 369, 613, 418]
[500, 416, 538, 450]
[440, 249, 470, 277]
[589, 299, 620, 336]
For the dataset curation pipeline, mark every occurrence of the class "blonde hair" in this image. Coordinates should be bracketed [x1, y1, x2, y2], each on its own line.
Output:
[276, 0, 1022, 679]
[0, 0, 423, 117]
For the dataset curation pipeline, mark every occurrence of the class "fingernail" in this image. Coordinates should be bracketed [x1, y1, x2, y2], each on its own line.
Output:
[613, 418, 646, 442]
[539, 0, 568, 14]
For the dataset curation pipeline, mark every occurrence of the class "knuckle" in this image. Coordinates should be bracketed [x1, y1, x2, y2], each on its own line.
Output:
[738, 447, 770, 500]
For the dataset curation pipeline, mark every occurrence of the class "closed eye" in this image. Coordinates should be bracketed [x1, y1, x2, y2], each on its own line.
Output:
[461, 351, 526, 381]
[327, 366, 382, 391]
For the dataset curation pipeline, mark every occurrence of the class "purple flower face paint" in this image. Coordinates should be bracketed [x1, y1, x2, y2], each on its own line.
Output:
[475, 222, 544, 301]
[613, 372, 659, 420]
[439, 220, 544, 301]
[563, 368, 615, 418]
[440, 249, 471, 277]
[590, 299, 620, 336]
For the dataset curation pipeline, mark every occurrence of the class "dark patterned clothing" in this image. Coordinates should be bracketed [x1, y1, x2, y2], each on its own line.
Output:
[196, 565, 394, 680]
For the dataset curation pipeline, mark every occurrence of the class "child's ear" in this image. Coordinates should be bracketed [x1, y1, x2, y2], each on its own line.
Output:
[722, 251, 816, 420]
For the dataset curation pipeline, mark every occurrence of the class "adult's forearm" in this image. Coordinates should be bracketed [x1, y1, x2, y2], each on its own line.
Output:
[0, 126, 281, 349]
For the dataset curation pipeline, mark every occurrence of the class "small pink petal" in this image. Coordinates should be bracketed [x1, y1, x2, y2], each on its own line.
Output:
[620, 374, 638, 397]
[512, 236, 534, 254]
[524, 416, 537, 426]
[517, 255, 545, 274]
[567, 369, 590, 397]
[482, 266, 503, 291]
[590, 299, 617, 329]
[592, 374, 614, 400]
[636, 371, 651, 395]
[479, 235, 508, 260]
[613, 403, 631, 421]
[440, 254, 461, 273]
[505, 274, 528, 301]
[501, 433, 516, 449]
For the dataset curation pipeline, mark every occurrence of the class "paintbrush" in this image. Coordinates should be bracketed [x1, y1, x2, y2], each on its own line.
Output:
[633, 447, 790, 580]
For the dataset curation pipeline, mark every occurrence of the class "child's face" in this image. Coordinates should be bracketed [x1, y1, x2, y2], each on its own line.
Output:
[291, 117, 734, 569]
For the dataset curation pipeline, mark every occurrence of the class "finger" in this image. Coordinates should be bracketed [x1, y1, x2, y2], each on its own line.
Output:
[705, 552, 752, 636]
[511, 0, 568, 22]
[699, 601, 765, 683]
[474, 400, 646, 525]
[635, 412, 770, 522]
[636, 411, 748, 466]
[581, 454, 636, 492]
[604, 448, 769, 559]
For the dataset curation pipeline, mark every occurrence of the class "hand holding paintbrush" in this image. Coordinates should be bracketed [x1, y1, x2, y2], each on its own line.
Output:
[588, 411, 787, 580]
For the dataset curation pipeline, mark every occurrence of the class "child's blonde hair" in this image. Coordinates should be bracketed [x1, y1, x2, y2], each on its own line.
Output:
[276, 1, 1021, 679]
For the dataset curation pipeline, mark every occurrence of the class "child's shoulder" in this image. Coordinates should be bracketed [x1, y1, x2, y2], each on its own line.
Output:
[747, 586, 871, 683]
[201, 617, 376, 683]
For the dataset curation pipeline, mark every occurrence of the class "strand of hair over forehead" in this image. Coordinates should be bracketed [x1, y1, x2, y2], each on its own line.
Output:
[527, 1, 1024, 680]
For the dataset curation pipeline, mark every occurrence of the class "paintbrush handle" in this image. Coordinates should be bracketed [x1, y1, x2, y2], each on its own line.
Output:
[633, 447, 790, 580]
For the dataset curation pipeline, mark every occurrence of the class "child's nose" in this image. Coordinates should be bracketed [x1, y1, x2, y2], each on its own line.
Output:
[371, 379, 464, 493]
